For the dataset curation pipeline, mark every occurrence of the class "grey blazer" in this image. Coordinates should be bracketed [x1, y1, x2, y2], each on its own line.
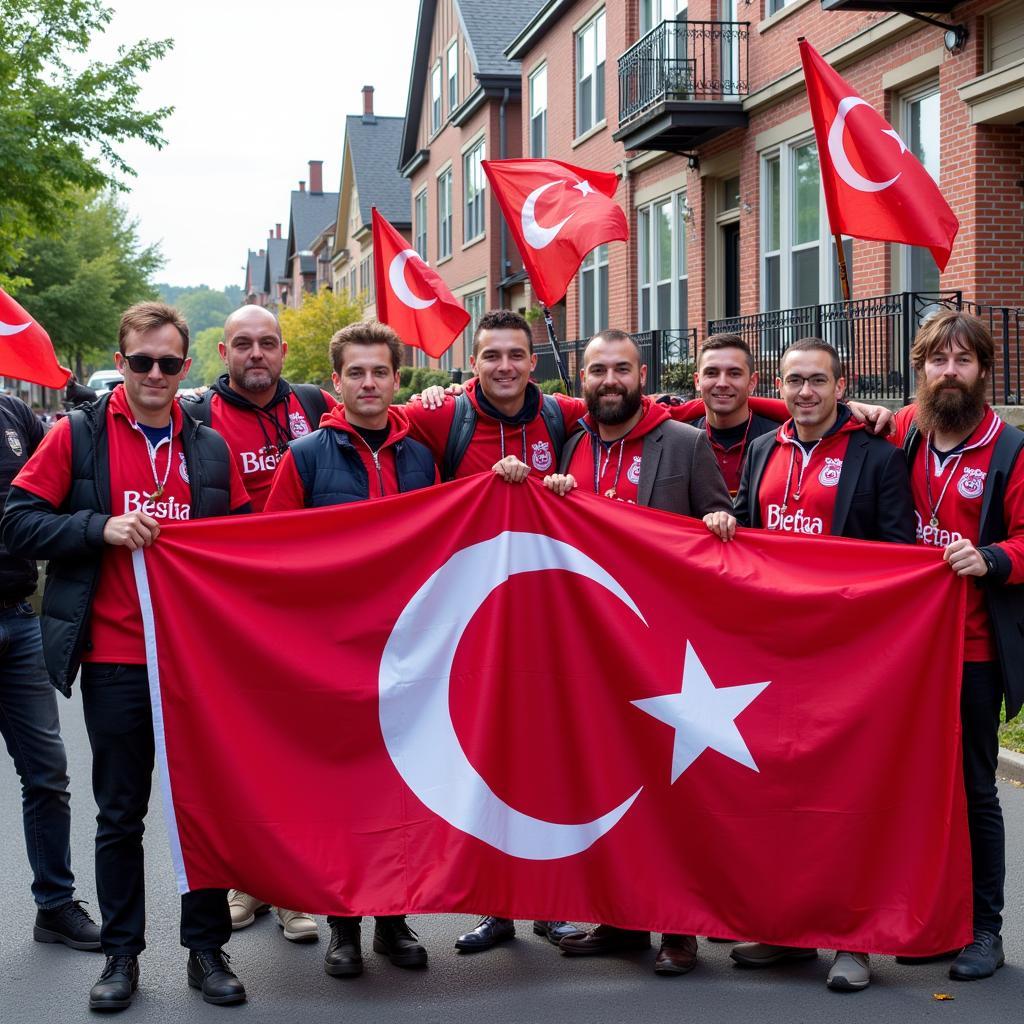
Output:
[560, 419, 732, 517]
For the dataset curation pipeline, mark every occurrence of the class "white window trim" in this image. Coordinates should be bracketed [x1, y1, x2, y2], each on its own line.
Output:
[637, 190, 689, 332]
[430, 61, 443, 135]
[462, 140, 487, 246]
[575, 8, 606, 138]
[529, 62, 548, 158]
[446, 39, 459, 113]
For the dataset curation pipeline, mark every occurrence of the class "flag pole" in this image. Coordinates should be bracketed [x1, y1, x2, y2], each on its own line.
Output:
[834, 232, 852, 302]
[541, 305, 573, 397]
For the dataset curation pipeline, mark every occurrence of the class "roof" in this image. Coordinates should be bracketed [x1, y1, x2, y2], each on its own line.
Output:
[244, 249, 267, 294]
[399, 0, 541, 171]
[284, 188, 340, 270]
[263, 235, 288, 292]
[505, 0, 575, 59]
[346, 116, 410, 227]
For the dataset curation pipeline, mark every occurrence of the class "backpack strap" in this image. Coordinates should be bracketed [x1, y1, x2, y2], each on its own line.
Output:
[180, 389, 213, 428]
[539, 394, 567, 459]
[441, 392, 477, 482]
[902, 420, 921, 461]
[290, 383, 330, 429]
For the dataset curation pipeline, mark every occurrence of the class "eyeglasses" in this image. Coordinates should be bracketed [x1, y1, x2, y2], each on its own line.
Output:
[781, 374, 832, 391]
[123, 354, 186, 376]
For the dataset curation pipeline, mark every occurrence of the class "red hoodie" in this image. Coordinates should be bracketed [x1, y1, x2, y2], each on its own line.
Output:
[757, 413, 864, 536]
[264, 405, 437, 511]
[566, 397, 671, 504]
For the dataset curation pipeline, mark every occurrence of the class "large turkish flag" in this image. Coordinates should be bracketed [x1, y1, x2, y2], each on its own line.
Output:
[800, 39, 959, 271]
[0, 287, 71, 389]
[483, 158, 628, 307]
[134, 475, 970, 955]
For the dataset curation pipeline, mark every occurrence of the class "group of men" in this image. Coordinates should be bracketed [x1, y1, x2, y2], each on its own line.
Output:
[0, 299, 1019, 1011]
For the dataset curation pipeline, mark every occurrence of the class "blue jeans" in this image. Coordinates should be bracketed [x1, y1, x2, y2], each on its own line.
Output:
[0, 602, 75, 909]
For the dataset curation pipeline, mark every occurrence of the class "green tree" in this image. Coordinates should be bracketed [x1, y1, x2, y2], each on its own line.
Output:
[0, 1, 172, 282]
[188, 325, 225, 387]
[13, 189, 162, 378]
[279, 289, 363, 386]
[176, 287, 232, 334]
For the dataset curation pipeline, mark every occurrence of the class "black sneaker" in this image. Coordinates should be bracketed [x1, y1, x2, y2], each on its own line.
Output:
[35, 899, 101, 951]
[89, 954, 139, 1011]
[325, 918, 363, 977]
[186, 948, 246, 1005]
[373, 915, 427, 967]
[950, 931, 1004, 981]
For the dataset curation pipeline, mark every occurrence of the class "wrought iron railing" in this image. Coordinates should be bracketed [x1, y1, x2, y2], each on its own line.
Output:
[618, 19, 749, 125]
[959, 301, 1024, 405]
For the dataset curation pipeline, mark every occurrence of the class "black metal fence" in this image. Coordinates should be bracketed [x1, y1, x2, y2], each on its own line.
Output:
[533, 328, 699, 397]
[618, 19, 749, 125]
[962, 301, 1024, 405]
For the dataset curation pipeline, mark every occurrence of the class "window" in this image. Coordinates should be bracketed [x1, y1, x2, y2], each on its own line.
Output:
[414, 189, 428, 260]
[359, 254, 374, 302]
[349, 267, 356, 297]
[431, 62, 442, 133]
[576, 10, 606, 136]
[638, 192, 688, 333]
[579, 244, 609, 339]
[640, 0, 687, 35]
[767, 0, 796, 14]
[447, 41, 458, 112]
[463, 141, 485, 243]
[529, 64, 547, 157]
[462, 290, 486, 367]
[900, 86, 940, 292]
[760, 139, 850, 312]
[437, 167, 453, 260]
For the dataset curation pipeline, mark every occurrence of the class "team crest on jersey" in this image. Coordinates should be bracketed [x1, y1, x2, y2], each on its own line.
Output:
[626, 455, 642, 485]
[289, 412, 310, 437]
[531, 440, 553, 472]
[957, 466, 985, 499]
[5, 429, 22, 456]
[178, 452, 189, 483]
[818, 457, 842, 487]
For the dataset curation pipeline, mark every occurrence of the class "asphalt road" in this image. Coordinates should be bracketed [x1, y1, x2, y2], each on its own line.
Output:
[2, 687, 1023, 1023]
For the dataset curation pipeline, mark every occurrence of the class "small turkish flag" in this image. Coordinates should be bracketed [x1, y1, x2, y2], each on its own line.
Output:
[372, 208, 469, 359]
[483, 158, 628, 306]
[0, 288, 71, 389]
[800, 39, 958, 271]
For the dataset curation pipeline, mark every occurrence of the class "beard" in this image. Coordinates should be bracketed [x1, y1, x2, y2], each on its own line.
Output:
[238, 366, 276, 392]
[915, 373, 987, 437]
[586, 382, 643, 425]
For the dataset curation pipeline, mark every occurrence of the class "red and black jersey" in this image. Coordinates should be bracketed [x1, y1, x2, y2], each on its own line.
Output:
[893, 404, 1024, 661]
[13, 385, 249, 664]
[757, 417, 862, 536]
[566, 398, 670, 505]
[204, 380, 336, 511]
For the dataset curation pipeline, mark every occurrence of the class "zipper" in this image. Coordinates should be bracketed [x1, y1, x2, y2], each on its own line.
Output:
[370, 448, 384, 495]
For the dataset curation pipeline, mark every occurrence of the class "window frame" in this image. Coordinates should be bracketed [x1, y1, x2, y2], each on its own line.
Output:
[579, 243, 610, 339]
[430, 61, 443, 134]
[461, 289, 486, 368]
[529, 63, 548, 158]
[637, 190, 689, 333]
[447, 40, 459, 113]
[575, 9, 606, 137]
[414, 189, 428, 260]
[462, 140, 486, 245]
[437, 167, 453, 261]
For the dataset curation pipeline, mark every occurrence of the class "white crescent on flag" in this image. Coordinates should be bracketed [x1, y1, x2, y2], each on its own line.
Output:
[521, 180, 574, 250]
[378, 531, 644, 860]
[827, 96, 902, 193]
[388, 250, 437, 310]
[0, 319, 31, 337]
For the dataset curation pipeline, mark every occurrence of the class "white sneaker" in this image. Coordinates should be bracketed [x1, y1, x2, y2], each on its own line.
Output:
[227, 889, 271, 930]
[827, 950, 870, 991]
[277, 907, 318, 943]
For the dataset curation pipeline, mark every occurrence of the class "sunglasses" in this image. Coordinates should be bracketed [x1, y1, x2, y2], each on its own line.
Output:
[123, 354, 186, 375]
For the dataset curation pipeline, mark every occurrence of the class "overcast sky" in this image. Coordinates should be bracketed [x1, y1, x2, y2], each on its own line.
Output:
[93, 1, 421, 289]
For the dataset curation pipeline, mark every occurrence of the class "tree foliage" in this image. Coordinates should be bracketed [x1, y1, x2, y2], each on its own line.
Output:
[188, 325, 225, 387]
[0, 0, 172, 280]
[13, 188, 162, 377]
[279, 289, 364, 386]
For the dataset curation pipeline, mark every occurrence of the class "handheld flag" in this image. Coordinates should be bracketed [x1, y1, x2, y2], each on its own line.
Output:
[0, 288, 71, 389]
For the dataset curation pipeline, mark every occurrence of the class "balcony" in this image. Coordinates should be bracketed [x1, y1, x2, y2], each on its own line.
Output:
[614, 20, 749, 153]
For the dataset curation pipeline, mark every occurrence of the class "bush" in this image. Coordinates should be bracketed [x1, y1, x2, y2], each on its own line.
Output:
[537, 378, 567, 395]
[398, 366, 415, 388]
[660, 361, 696, 397]
[394, 368, 453, 405]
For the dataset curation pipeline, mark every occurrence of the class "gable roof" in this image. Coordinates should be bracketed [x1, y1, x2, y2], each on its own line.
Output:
[243, 249, 267, 294]
[263, 235, 288, 293]
[399, 0, 541, 172]
[347, 115, 410, 228]
[284, 188, 340, 273]
[505, 0, 575, 59]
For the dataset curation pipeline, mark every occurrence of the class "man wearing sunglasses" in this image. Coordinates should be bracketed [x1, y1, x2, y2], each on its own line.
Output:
[703, 337, 914, 993]
[2, 302, 252, 1012]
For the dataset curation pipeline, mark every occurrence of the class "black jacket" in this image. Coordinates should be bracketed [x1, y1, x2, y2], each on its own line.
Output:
[0, 396, 45, 600]
[905, 421, 1024, 719]
[735, 412, 916, 543]
[0, 394, 245, 695]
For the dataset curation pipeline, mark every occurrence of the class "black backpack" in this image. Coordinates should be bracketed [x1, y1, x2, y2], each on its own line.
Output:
[183, 383, 329, 434]
[441, 391, 567, 482]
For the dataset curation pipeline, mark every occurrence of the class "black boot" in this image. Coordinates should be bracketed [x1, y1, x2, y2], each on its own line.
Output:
[325, 917, 363, 977]
[35, 899, 101, 951]
[89, 954, 139, 1011]
[186, 948, 246, 1005]
[373, 916, 428, 967]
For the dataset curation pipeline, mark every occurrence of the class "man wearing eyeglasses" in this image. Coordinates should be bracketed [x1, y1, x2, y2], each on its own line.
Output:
[703, 337, 914, 993]
[2, 302, 252, 1012]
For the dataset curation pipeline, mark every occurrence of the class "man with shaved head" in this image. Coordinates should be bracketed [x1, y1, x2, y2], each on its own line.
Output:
[182, 304, 335, 942]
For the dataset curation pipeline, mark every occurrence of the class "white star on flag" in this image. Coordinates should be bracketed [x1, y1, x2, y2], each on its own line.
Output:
[632, 641, 770, 782]
[881, 128, 908, 156]
[573, 179, 595, 197]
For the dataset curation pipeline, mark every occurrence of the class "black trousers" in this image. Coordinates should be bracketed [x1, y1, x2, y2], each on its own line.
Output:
[81, 662, 231, 955]
[961, 661, 1005, 934]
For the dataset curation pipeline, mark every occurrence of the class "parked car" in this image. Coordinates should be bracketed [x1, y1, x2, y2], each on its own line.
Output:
[85, 369, 123, 393]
